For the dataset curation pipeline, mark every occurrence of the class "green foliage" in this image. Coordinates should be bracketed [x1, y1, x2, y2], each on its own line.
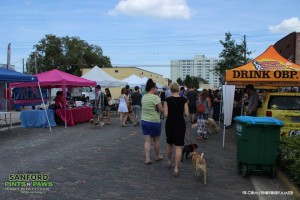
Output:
[182, 75, 200, 89]
[176, 77, 183, 86]
[192, 76, 199, 89]
[26, 34, 112, 74]
[197, 76, 209, 84]
[278, 135, 300, 185]
[183, 75, 192, 88]
[215, 32, 252, 84]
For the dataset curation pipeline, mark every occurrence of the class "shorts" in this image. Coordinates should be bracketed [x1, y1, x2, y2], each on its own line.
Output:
[132, 105, 141, 116]
[141, 120, 161, 137]
[105, 106, 111, 111]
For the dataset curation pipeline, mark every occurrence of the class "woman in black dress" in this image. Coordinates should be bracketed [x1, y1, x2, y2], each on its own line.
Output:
[164, 83, 189, 177]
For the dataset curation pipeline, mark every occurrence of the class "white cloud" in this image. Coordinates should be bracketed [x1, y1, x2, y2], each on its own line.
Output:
[108, 0, 192, 19]
[269, 17, 300, 33]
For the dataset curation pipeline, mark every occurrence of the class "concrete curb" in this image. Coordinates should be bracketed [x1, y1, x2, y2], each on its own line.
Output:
[276, 167, 300, 200]
[0, 122, 20, 129]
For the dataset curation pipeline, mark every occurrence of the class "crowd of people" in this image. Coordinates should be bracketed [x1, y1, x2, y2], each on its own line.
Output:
[93, 80, 222, 175]
[50, 80, 262, 179]
[90, 80, 261, 177]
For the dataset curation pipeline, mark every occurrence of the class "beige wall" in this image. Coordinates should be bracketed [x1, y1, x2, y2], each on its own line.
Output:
[101, 67, 168, 87]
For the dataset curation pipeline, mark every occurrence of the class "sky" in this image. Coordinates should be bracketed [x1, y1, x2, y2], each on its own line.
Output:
[0, 0, 300, 79]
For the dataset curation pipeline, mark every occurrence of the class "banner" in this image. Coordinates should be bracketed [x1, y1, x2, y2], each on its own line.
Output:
[13, 87, 48, 108]
[222, 85, 235, 126]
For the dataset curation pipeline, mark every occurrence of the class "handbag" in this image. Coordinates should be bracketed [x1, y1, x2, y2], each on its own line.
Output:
[108, 98, 115, 106]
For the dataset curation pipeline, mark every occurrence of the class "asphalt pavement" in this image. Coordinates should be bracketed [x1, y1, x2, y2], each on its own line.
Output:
[0, 112, 297, 200]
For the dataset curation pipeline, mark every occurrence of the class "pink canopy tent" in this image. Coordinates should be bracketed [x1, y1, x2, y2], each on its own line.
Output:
[10, 69, 96, 106]
[10, 69, 96, 88]
[10, 69, 97, 128]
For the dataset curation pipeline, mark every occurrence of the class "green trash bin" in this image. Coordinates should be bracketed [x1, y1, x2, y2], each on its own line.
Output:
[234, 116, 283, 178]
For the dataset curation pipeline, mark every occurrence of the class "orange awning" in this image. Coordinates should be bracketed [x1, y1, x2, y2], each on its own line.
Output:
[226, 45, 300, 87]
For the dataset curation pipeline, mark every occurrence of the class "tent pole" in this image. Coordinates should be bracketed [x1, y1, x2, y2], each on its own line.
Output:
[38, 82, 52, 132]
[219, 87, 223, 126]
[222, 82, 227, 148]
[241, 86, 245, 116]
[62, 85, 67, 128]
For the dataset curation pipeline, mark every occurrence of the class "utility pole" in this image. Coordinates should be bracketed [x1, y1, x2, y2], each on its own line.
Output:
[244, 35, 247, 64]
[35, 51, 38, 74]
[22, 58, 25, 73]
[7, 43, 11, 69]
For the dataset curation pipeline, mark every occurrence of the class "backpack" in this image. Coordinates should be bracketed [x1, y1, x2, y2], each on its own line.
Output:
[197, 103, 205, 113]
[197, 98, 206, 113]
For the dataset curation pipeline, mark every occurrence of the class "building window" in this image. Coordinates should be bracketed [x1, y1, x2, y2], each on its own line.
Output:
[115, 70, 118, 73]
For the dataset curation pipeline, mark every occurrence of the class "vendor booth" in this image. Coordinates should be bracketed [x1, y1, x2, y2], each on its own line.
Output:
[226, 45, 300, 87]
[0, 68, 38, 129]
[222, 45, 300, 147]
[10, 69, 96, 127]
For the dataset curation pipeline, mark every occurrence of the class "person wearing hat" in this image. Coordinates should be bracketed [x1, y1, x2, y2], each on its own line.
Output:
[245, 84, 259, 116]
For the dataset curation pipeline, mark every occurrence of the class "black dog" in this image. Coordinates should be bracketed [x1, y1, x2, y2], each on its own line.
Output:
[181, 143, 198, 162]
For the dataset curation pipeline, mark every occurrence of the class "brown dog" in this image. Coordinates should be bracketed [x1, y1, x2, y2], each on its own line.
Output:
[189, 151, 207, 184]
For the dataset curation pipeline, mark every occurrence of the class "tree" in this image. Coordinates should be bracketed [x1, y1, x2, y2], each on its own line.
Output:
[191, 76, 199, 89]
[176, 77, 183, 86]
[197, 77, 209, 84]
[182, 75, 199, 88]
[183, 75, 192, 88]
[26, 34, 112, 75]
[215, 32, 252, 84]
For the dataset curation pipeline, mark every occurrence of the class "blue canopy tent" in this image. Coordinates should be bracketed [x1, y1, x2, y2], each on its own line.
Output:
[0, 68, 45, 130]
[0, 68, 37, 82]
[0, 68, 38, 111]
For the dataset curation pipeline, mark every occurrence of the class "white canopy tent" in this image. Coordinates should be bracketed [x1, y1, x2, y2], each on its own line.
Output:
[122, 74, 145, 88]
[82, 66, 126, 87]
[141, 77, 149, 83]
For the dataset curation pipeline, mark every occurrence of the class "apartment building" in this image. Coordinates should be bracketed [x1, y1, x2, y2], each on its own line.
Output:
[170, 55, 221, 89]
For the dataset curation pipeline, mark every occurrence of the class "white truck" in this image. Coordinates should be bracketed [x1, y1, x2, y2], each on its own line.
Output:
[81, 87, 96, 102]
